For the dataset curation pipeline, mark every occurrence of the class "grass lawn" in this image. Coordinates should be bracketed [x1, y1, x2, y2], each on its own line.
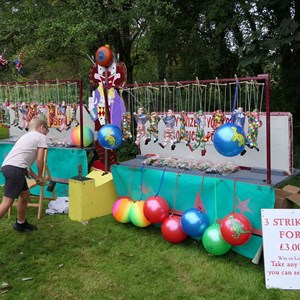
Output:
[1, 192, 300, 299]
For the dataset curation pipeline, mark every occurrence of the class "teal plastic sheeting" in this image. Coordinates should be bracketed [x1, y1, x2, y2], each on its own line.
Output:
[0, 144, 88, 197]
[111, 164, 276, 259]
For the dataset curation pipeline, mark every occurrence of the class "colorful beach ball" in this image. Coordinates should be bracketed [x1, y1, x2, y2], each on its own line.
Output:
[112, 197, 134, 223]
[220, 213, 252, 246]
[202, 223, 232, 256]
[129, 201, 151, 228]
[213, 123, 246, 157]
[70, 125, 94, 147]
[97, 124, 123, 150]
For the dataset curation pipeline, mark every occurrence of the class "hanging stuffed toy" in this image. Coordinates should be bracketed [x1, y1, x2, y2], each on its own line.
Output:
[11, 102, 20, 127]
[47, 101, 57, 128]
[68, 102, 80, 127]
[57, 101, 70, 132]
[121, 112, 132, 141]
[27, 101, 38, 124]
[18, 102, 29, 131]
[176, 111, 190, 146]
[158, 109, 177, 150]
[245, 109, 262, 151]
[232, 107, 245, 130]
[133, 107, 148, 146]
[145, 111, 160, 145]
[37, 102, 47, 117]
[212, 109, 225, 131]
[192, 110, 207, 156]
[203, 109, 225, 142]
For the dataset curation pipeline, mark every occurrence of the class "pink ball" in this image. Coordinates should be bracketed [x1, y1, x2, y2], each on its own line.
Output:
[70, 126, 94, 147]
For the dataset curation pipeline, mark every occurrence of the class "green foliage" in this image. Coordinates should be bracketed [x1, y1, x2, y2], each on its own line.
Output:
[0, 126, 9, 139]
[0, 0, 300, 122]
[117, 140, 139, 162]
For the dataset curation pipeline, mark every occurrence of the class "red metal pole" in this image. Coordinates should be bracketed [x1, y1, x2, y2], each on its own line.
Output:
[260, 74, 271, 184]
[78, 80, 84, 149]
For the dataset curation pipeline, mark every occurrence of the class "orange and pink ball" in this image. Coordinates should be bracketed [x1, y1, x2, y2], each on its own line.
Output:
[112, 197, 134, 223]
[70, 126, 94, 147]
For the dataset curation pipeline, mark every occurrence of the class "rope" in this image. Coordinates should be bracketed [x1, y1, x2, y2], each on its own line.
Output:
[232, 177, 238, 213]
[172, 171, 181, 213]
[139, 166, 145, 200]
[230, 80, 239, 122]
[195, 174, 205, 210]
[214, 176, 218, 223]
[155, 169, 166, 197]
[127, 165, 137, 197]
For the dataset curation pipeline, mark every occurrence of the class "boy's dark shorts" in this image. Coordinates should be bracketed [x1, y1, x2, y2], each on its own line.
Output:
[2, 165, 29, 199]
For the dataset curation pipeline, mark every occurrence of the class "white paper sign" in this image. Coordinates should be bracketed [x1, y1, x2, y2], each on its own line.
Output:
[261, 209, 300, 289]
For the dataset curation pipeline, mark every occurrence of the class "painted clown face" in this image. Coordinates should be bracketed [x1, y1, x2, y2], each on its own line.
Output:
[94, 58, 121, 86]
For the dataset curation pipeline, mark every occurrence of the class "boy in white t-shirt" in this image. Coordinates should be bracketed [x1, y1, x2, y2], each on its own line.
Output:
[0, 115, 49, 232]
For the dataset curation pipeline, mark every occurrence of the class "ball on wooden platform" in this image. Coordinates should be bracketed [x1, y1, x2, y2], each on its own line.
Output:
[213, 123, 246, 157]
[70, 125, 94, 148]
[112, 197, 134, 223]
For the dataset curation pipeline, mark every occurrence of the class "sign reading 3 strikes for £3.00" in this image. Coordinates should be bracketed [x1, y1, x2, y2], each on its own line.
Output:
[261, 209, 300, 290]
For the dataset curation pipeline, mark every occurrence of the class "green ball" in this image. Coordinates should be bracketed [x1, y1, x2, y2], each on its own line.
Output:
[202, 223, 231, 256]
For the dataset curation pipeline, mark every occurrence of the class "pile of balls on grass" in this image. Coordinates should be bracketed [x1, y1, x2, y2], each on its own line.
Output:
[112, 196, 252, 256]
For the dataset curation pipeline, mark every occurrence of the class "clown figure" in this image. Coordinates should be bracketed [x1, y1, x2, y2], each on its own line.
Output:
[133, 107, 147, 146]
[47, 101, 57, 128]
[145, 112, 160, 145]
[203, 109, 225, 142]
[246, 109, 262, 151]
[158, 109, 177, 150]
[18, 102, 29, 130]
[176, 111, 190, 146]
[68, 102, 80, 127]
[11, 102, 20, 127]
[121, 112, 132, 141]
[233, 107, 245, 130]
[192, 110, 207, 156]
[57, 101, 70, 132]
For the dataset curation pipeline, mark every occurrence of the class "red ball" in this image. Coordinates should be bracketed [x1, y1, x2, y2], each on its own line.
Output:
[143, 195, 169, 224]
[96, 45, 113, 67]
[220, 213, 252, 246]
[161, 215, 187, 244]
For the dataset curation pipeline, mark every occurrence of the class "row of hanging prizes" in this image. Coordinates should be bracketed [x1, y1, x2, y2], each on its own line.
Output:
[121, 107, 262, 156]
[0, 100, 79, 132]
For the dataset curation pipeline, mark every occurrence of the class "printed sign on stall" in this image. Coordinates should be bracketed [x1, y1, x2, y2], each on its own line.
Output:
[261, 209, 300, 290]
